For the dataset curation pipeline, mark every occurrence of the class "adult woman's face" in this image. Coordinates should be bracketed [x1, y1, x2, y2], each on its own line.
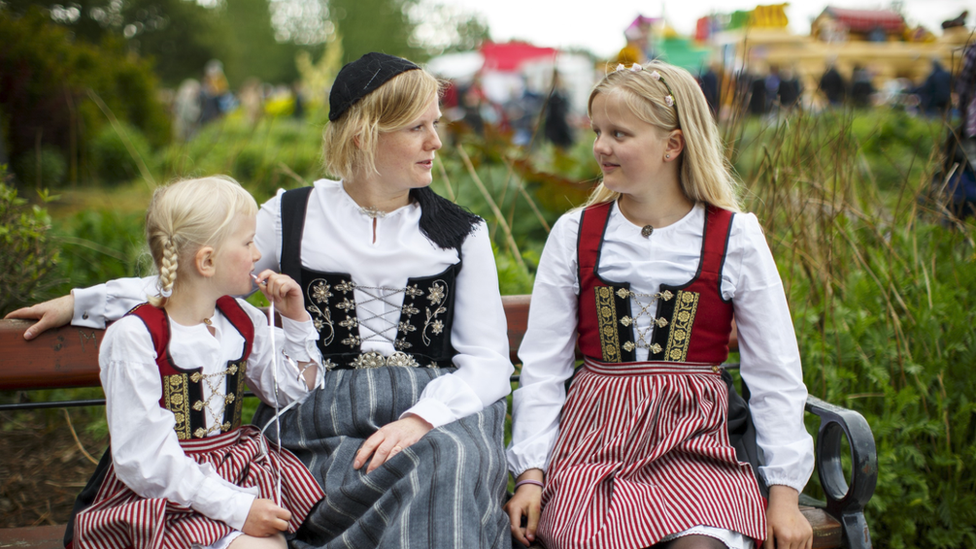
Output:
[372, 96, 442, 192]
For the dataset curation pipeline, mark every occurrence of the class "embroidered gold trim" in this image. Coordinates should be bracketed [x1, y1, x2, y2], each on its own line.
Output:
[163, 374, 191, 440]
[665, 290, 699, 362]
[594, 286, 621, 363]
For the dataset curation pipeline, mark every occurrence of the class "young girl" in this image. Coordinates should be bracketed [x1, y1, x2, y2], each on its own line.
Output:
[505, 63, 815, 549]
[69, 176, 325, 549]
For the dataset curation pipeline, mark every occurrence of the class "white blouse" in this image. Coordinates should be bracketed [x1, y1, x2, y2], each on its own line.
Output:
[99, 299, 321, 531]
[73, 179, 514, 429]
[507, 203, 815, 493]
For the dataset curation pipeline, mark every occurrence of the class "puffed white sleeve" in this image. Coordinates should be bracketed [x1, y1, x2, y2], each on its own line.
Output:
[73, 277, 159, 329]
[101, 317, 256, 530]
[72, 191, 285, 329]
[727, 213, 815, 493]
[506, 214, 580, 476]
[240, 298, 323, 407]
[401, 222, 515, 428]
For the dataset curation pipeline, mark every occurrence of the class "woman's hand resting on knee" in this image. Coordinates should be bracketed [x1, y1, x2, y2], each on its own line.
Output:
[354, 413, 433, 473]
[504, 469, 544, 546]
[764, 485, 813, 549]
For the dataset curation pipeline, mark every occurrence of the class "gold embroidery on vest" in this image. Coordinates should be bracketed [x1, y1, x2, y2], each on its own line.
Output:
[163, 374, 191, 440]
[232, 360, 247, 430]
[665, 291, 699, 362]
[595, 286, 621, 362]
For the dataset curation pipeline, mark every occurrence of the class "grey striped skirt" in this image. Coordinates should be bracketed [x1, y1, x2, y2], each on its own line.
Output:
[253, 366, 511, 549]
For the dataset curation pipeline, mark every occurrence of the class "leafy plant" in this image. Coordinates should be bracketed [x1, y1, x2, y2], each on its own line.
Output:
[0, 165, 61, 315]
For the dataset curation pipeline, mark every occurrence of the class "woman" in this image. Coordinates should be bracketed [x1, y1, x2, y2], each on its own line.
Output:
[8, 53, 514, 549]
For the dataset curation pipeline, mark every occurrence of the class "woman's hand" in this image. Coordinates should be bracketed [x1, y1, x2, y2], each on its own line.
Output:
[764, 485, 813, 549]
[242, 498, 291, 537]
[504, 469, 544, 546]
[354, 414, 433, 473]
[253, 270, 309, 323]
[4, 294, 75, 340]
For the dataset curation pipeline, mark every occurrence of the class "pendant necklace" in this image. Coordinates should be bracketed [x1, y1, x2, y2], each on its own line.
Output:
[641, 225, 654, 238]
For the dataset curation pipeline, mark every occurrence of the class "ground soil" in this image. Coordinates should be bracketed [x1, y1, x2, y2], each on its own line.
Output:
[0, 409, 105, 528]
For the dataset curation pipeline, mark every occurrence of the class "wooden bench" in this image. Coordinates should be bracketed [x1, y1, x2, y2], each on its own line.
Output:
[0, 294, 877, 549]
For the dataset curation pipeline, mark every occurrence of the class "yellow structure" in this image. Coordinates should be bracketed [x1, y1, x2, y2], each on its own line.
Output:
[709, 6, 973, 107]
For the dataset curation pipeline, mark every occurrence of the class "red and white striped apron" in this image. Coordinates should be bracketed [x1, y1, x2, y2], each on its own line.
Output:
[537, 359, 766, 549]
[73, 425, 324, 549]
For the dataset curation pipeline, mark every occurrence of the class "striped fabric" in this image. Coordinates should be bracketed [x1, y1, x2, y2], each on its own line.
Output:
[74, 426, 324, 549]
[253, 366, 511, 549]
[537, 358, 767, 549]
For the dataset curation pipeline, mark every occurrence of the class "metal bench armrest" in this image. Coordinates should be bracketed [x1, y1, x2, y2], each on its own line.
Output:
[804, 395, 878, 549]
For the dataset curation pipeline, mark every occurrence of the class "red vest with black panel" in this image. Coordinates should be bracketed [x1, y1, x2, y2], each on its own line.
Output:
[128, 296, 254, 440]
[576, 201, 735, 364]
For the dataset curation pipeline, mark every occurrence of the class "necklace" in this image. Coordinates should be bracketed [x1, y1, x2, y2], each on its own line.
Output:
[641, 225, 654, 237]
[360, 206, 388, 219]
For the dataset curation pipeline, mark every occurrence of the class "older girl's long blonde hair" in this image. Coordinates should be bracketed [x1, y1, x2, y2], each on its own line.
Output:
[144, 176, 257, 306]
[583, 62, 741, 212]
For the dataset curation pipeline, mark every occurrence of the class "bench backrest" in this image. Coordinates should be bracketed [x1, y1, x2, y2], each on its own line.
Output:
[0, 294, 739, 391]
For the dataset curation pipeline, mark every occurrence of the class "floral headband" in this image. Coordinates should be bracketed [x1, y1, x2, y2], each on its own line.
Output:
[615, 63, 677, 110]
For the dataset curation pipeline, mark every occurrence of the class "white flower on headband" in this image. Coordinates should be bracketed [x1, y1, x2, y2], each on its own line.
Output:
[616, 64, 626, 72]
[650, 70, 661, 81]
[665, 95, 675, 107]
[631, 63, 643, 72]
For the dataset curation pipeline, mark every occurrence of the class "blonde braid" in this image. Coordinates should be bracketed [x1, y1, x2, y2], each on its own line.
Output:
[148, 235, 179, 307]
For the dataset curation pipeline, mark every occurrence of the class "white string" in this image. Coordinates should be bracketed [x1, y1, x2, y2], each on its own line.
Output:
[267, 299, 284, 507]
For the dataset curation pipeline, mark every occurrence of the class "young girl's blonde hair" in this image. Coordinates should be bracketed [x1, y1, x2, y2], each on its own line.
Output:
[583, 61, 741, 212]
[145, 176, 258, 306]
[323, 68, 444, 180]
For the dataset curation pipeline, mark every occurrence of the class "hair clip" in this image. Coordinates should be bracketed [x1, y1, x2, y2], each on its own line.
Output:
[649, 70, 677, 111]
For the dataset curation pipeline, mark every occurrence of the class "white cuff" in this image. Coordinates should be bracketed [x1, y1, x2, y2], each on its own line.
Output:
[401, 397, 456, 429]
[281, 316, 318, 363]
[71, 286, 108, 329]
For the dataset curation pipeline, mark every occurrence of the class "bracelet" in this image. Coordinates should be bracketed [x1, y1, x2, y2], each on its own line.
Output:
[514, 479, 544, 490]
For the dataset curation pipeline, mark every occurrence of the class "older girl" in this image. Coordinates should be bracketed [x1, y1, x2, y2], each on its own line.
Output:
[505, 62, 814, 549]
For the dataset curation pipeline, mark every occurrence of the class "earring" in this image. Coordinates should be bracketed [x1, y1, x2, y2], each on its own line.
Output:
[666, 154, 671, 159]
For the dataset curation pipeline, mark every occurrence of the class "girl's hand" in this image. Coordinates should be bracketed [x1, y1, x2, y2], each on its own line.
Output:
[253, 270, 309, 322]
[242, 498, 291, 537]
[504, 469, 544, 546]
[764, 485, 813, 549]
[354, 414, 432, 473]
[4, 294, 75, 340]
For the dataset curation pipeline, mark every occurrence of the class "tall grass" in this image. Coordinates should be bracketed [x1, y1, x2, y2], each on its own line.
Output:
[733, 109, 976, 548]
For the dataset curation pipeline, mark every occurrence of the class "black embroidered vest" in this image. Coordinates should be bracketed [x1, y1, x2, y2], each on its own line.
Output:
[279, 186, 464, 369]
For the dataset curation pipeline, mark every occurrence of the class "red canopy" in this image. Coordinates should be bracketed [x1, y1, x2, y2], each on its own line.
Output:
[479, 41, 558, 72]
[824, 7, 906, 33]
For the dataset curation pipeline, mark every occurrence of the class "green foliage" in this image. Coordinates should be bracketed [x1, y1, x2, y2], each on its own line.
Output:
[0, 8, 170, 186]
[156, 112, 325, 200]
[737, 109, 976, 547]
[13, 146, 67, 188]
[0, 165, 61, 315]
[330, 0, 425, 64]
[88, 122, 154, 185]
[48, 207, 148, 296]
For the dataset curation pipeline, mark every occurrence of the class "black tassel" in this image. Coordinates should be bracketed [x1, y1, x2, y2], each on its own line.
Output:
[410, 187, 481, 251]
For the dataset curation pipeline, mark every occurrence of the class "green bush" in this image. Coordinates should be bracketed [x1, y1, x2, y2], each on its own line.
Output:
[13, 146, 67, 188]
[0, 8, 170, 187]
[88, 123, 154, 186]
[0, 166, 61, 315]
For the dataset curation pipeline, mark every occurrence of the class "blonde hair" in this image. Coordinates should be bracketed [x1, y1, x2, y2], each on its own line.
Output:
[583, 62, 741, 212]
[323, 68, 443, 180]
[144, 176, 258, 307]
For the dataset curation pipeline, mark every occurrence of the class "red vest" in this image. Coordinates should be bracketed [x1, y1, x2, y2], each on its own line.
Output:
[576, 201, 735, 364]
[128, 296, 254, 439]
